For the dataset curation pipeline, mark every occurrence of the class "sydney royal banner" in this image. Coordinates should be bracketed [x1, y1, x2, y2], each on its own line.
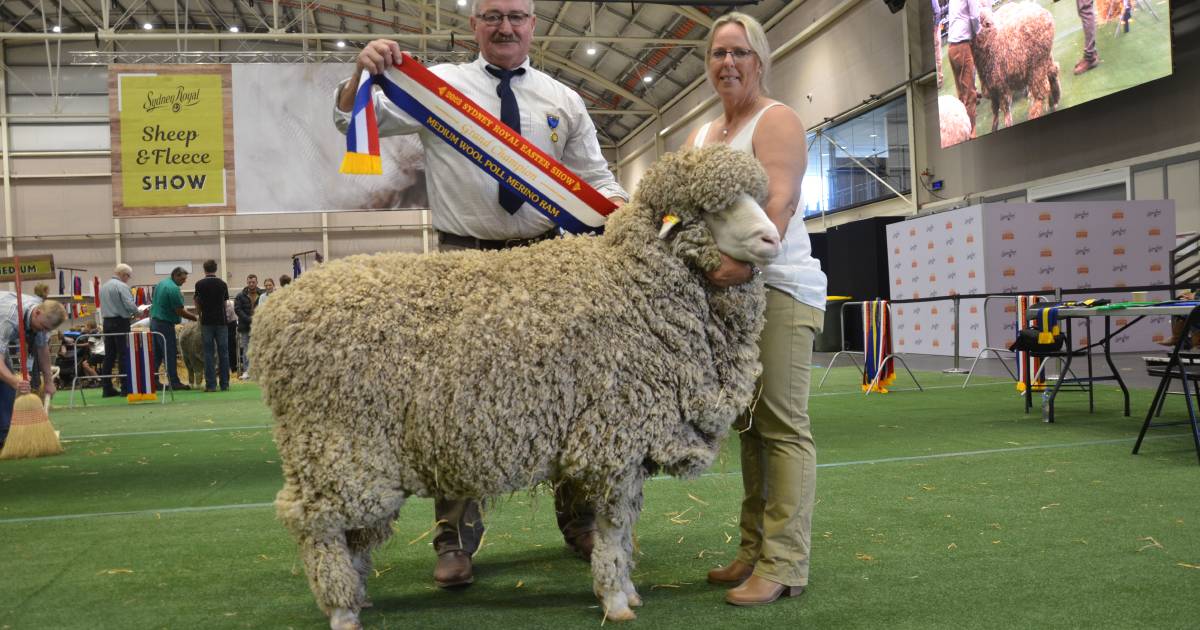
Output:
[110, 65, 235, 216]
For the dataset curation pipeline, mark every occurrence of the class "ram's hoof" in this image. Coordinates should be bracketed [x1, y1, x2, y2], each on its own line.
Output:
[605, 607, 637, 622]
[626, 591, 643, 607]
[329, 608, 362, 630]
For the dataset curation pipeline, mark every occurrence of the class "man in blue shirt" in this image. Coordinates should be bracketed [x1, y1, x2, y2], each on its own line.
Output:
[99, 263, 138, 397]
[149, 267, 198, 391]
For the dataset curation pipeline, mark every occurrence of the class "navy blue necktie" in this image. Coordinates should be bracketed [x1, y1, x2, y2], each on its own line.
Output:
[486, 65, 527, 214]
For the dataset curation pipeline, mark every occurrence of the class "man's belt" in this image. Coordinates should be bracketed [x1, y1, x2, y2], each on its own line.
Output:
[341, 54, 617, 234]
[436, 229, 557, 251]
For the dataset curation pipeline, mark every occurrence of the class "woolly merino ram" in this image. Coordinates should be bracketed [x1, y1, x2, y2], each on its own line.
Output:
[253, 144, 782, 629]
[972, 1, 1061, 132]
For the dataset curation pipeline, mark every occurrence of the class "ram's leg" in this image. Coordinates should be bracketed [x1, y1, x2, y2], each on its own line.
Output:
[591, 475, 644, 621]
[296, 530, 365, 630]
[346, 508, 401, 610]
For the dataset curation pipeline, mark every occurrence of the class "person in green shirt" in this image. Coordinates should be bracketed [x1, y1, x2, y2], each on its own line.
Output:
[149, 267, 198, 390]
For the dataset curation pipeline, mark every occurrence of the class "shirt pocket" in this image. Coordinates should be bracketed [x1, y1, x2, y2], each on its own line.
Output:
[524, 108, 567, 159]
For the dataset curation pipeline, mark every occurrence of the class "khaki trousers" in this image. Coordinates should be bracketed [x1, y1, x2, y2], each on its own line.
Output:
[735, 289, 822, 587]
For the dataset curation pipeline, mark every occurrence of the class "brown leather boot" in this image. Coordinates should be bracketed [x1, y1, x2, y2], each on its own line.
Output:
[725, 574, 804, 606]
[706, 560, 755, 585]
[433, 550, 474, 588]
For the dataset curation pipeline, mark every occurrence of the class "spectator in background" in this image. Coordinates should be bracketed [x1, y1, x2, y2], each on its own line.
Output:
[150, 267, 198, 391]
[234, 274, 261, 380]
[99, 263, 137, 398]
[0, 296, 64, 448]
[193, 259, 231, 392]
[256, 277, 276, 308]
[278, 274, 291, 289]
[56, 330, 100, 389]
[1074, 0, 1100, 74]
[946, 0, 980, 136]
[30, 283, 50, 392]
[225, 298, 239, 376]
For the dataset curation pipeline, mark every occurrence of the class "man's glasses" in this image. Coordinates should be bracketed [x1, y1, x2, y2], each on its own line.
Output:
[710, 48, 755, 61]
[476, 12, 531, 26]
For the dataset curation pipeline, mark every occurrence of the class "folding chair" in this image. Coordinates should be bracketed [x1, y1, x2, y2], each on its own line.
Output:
[1134, 304, 1200, 464]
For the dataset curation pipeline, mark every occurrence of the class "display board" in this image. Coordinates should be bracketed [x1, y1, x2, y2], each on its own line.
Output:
[887, 201, 1175, 356]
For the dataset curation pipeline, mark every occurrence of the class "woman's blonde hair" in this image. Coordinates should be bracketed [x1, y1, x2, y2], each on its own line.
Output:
[707, 12, 772, 94]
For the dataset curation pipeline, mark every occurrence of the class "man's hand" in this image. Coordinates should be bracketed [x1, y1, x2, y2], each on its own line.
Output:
[16, 378, 30, 395]
[705, 252, 756, 288]
[43, 381, 56, 398]
[357, 39, 403, 75]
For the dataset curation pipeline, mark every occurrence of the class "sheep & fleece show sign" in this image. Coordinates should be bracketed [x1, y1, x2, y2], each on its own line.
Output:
[109, 65, 235, 216]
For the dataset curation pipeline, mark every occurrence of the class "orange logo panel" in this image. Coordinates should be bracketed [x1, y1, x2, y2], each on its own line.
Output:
[969, 306, 978, 314]
[966, 235, 975, 243]
[1038, 212, 1051, 221]
[1076, 230, 1088, 238]
[1112, 210, 1124, 219]
[1002, 231, 1015, 240]
[1003, 268, 1016, 277]
[947, 256, 955, 264]
[1077, 266, 1089, 275]
[968, 270, 976, 278]
[1150, 263, 1162, 272]
[1149, 228, 1161, 236]
[931, 307, 939, 315]
[946, 221, 953, 230]
[1040, 249, 1053, 257]
[1113, 247, 1125, 256]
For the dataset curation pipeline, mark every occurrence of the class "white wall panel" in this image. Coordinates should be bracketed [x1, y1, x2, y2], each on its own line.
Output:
[8, 122, 109, 151]
[1167, 160, 1200, 236]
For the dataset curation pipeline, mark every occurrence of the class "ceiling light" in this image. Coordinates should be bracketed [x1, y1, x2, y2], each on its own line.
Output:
[586, 44, 597, 56]
[229, 25, 240, 33]
[643, 75, 653, 83]
[336, 40, 347, 48]
[142, 22, 153, 30]
[51, 25, 62, 33]
[457, 0, 467, 6]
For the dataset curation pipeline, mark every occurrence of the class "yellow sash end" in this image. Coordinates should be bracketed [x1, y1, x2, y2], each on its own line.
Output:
[339, 153, 383, 175]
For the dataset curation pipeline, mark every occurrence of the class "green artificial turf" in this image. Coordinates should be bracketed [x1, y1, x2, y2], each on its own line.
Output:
[937, 0, 1172, 140]
[2, 369, 1198, 629]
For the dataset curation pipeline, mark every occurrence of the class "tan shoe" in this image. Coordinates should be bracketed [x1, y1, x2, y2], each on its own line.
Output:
[433, 550, 474, 588]
[725, 574, 804, 606]
[706, 560, 755, 585]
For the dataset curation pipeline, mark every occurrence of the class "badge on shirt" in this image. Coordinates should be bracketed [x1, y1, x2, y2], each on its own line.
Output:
[547, 115, 560, 143]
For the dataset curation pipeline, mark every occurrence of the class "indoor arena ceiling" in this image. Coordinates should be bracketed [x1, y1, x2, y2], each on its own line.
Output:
[0, 0, 803, 146]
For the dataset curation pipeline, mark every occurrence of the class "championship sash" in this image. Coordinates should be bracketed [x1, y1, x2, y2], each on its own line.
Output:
[1015, 295, 1046, 392]
[126, 331, 157, 402]
[341, 54, 617, 234]
[862, 299, 896, 393]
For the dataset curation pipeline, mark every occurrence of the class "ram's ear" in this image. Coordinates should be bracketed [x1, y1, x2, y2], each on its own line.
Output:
[687, 145, 769, 213]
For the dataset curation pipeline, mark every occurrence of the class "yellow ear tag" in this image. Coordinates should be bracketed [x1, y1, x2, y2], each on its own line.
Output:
[658, 214, 680, 239]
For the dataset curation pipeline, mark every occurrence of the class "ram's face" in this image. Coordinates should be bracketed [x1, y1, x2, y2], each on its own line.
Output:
[705, 193, 781, 267]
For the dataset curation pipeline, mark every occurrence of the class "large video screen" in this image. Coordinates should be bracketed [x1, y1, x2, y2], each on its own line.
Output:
[934, 0, 1172, 147]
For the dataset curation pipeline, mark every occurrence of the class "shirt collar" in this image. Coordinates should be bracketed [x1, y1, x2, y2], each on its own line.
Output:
[474, 55, 532, 76]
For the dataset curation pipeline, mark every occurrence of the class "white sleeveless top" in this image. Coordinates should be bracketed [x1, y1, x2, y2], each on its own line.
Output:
[694, 103, 827, 311]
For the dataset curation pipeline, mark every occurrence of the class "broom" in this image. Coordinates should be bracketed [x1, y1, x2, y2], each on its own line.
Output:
[0, 258, 64, 459]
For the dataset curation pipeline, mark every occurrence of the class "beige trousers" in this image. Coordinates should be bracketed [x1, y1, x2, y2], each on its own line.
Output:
[735, 289, 822, 587]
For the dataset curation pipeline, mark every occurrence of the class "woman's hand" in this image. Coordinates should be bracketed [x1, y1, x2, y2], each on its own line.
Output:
[705, 253, 756, 288]
[16, 378, 31, 395]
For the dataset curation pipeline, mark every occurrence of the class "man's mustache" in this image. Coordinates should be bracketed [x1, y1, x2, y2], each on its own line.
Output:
[491, 35, 520, 43]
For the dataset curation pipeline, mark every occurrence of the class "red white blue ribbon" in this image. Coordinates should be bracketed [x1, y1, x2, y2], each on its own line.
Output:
[126, 331, 157, 402]
[340, 54, 617, 234]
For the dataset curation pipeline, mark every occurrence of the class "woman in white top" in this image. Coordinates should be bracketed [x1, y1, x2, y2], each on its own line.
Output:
[685, 11, 827, 607]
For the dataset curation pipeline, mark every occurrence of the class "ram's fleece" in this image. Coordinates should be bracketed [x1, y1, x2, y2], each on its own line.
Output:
[253, 145, 781, 629]
[972, 1, 1061, 132]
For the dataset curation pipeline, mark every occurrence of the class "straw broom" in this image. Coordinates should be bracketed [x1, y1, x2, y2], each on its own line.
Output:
[0, 258, 64, 459]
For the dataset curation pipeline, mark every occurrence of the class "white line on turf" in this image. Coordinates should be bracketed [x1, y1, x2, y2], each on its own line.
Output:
[63, 425, 273, 440]
[1, 434, 1189, 526]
